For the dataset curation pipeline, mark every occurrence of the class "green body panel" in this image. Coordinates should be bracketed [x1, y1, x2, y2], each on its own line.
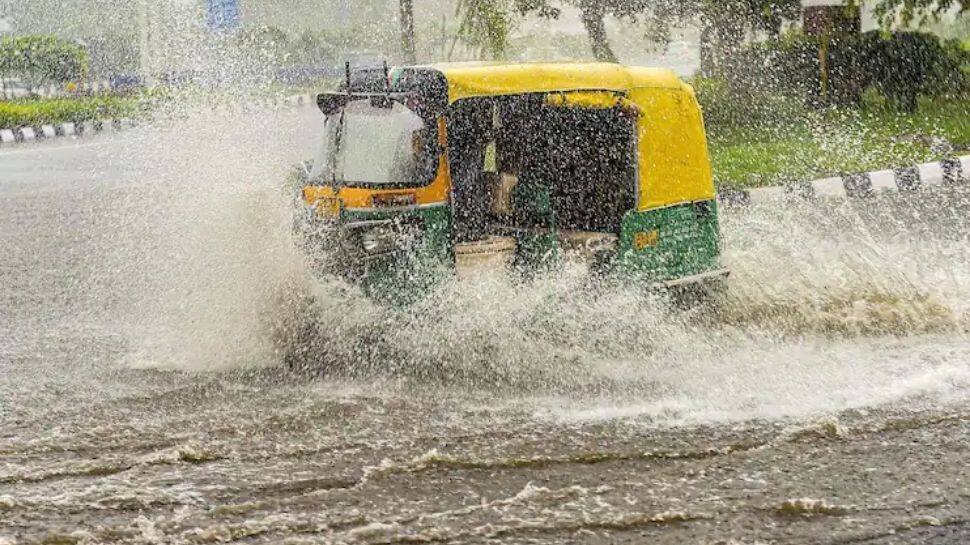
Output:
[304, 197, 722, 299]
[340, 205, 454, 302]
[616, 200, 722, 283]
[510, 182, 560, 271]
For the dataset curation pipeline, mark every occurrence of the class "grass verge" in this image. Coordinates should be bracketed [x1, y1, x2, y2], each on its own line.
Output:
[0, 95, 149, 129]
[708, 96, 970, 187]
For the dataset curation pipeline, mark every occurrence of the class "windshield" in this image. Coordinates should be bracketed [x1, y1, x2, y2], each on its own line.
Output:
[310, 99, 438, 188]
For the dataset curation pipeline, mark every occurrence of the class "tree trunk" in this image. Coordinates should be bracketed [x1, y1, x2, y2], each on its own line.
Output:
[399, 0, 416, 65]
[579, 1, 617, 63]
[699, 25, 715, 77]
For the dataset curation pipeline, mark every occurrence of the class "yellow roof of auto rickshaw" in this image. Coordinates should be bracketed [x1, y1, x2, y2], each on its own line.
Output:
[425, 62, 690, 103]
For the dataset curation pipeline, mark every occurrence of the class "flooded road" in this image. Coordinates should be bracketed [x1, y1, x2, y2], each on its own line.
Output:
[1, 109, 969, 544]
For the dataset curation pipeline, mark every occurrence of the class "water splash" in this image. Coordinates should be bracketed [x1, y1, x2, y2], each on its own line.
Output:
[10, 102, 966, 425]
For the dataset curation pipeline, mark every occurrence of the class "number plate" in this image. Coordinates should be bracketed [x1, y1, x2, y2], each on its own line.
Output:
[634, 230, 660, 251]
[316, 197, 341, 219]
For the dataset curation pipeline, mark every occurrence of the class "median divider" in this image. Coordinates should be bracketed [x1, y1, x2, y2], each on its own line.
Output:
[719, 155, 969, 205]
[0, 92, 316, 148]
[0, 118, 142, 146]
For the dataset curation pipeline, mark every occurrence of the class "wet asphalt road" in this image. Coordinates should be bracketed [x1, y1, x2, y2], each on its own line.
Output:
[1, 111, 969, 544]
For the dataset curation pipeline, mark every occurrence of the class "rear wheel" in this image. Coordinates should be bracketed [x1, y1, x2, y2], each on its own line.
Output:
[669, 276, 727, 311]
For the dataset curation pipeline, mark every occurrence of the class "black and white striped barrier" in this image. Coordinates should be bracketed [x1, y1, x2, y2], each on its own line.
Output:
[718, 156, 970, 205]
[0, 91, 315, 144]
[0, 119, 137, 147]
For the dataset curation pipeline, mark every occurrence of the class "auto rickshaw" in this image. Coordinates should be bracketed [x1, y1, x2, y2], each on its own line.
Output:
[290, 62, 729, 301]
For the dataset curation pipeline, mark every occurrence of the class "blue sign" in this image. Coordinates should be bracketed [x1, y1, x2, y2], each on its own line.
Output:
[207, 0, 240, 31]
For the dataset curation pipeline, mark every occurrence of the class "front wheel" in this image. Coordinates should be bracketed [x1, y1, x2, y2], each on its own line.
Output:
[267, 280, 333, 376]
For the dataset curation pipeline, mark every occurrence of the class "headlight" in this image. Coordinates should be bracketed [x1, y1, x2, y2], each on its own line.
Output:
[357, 225, 397, 255]
[361, 230, 384, 253]
[342, 219, 424, 257]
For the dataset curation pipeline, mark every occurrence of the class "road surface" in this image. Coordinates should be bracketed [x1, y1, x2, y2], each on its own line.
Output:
[1, 110, 969, 544]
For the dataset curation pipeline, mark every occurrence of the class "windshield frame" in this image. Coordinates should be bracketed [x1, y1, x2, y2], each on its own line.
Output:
[310, 96, 442, 190]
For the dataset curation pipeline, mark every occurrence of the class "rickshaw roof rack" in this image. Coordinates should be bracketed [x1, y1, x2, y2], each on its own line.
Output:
[340, 63, 394, 94]
[316, 91, 421, 115]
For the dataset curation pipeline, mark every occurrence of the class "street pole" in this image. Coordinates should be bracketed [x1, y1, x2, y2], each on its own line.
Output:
[139, 0, 156, 87]
[399, 0, 416, 65]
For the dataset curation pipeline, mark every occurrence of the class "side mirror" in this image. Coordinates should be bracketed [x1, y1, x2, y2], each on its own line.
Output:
[285, 161, 314, 202]
[317, 93, 350, 115]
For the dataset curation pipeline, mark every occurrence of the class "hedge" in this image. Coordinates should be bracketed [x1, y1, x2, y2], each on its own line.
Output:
[0, 96, 143, 129]
[730, 31, 968, 112]
[0, 35, 90, 85]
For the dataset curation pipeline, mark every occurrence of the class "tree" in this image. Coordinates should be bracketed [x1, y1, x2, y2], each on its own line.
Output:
[576, 0, 617, 61]
[456, 0, 515, 59]
[289, 31, 336, 66]
[233, 25, 291, 77]
[454, 0, 561, 60]
[696, 0, 801, 75]
[400, 0, 417, 64]
[869, 0, 967, 26]
[482, 0, 800, 64]
[0, 35, 90, 87]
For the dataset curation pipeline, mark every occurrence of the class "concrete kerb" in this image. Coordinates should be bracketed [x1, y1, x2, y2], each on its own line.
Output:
[726, 155, 970, 205]
[0, 117, 133, 147]
[3, 95, 964, 194]
[0, 90, 318, 148]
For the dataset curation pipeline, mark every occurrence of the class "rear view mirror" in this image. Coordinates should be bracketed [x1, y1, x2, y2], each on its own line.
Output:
[317, 94, 351, 115]
[370, 96, 394, 109]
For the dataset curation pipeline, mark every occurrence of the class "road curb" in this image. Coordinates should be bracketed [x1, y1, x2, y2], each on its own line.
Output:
[718, 155, 970, 205]
[0, 118, 140, 147]
[0, 92, 315, 148]
[10, 91, 959, 199]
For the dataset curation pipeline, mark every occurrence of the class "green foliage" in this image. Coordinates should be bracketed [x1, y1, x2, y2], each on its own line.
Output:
[288, 30, 337, 65]
[709, 96, 970, 187]
[869, 0, 968, 27]
[443, 0, 962, 65]
[692, 76, 808, 135]
[730, 31, 966, 113]
[234, 26, 291, 64]
[456, 0, 516, 59]
[503, 0, 801, 62]
[229, 25, 398, 67]
[0, 96, 144, 129]
[868, 32, 966, 110]
[0, 35, 90, 85]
